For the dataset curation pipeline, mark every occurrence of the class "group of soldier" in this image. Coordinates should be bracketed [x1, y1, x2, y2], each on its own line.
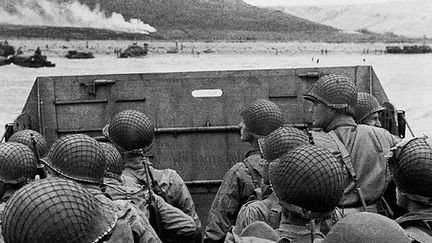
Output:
[0, 74, 431, 242]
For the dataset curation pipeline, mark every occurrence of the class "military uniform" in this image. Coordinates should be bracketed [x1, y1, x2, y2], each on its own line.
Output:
[121, 155, 202, 229]
[103, 176, 201, 242]
[204, 99, 284, 243]
[41, 134, 162, 243]
[104, 109, 202, 229]
[303, 74, 400, 215]
[84, 184, 162, 243]
[0, 189, 15, 243]
[269, 145, 345, 242]
[233, 127, 310, 234]
[313, 117, 399, 212]
[204, 150, 264, 242]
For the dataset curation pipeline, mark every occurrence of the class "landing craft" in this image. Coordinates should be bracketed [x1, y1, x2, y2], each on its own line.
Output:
[119, 42, 148, 58]
[3, 66, 407, 231]
[65, 50, 94, 59]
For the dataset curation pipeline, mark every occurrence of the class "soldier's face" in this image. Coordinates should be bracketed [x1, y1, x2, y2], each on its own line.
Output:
[362, 112, 381, 127]
[309, 101, 333, 129]
[239, 121, 253, 142]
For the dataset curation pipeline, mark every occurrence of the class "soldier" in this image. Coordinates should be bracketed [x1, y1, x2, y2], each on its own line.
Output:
[269, 145, 345, 242]
[234, 127, 309, 233]
[303, 74, 400, 215]
[2, 178, 136, 243]
[99, 142, 202, 243]
[8, 129, 49, 157]
[104, 109, 201, 229]
[0, 142, 38, 242]
[353, 93, 405, 217]
[322, 212, 411, 243]
[41, 134, 162, 243]
[204, 99, 284, 243]
[354, 92, 385, 127]
[391, 137, 432, 241]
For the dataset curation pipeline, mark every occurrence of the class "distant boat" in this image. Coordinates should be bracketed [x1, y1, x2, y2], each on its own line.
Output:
[65, 50, 94, 59]
[12, 52, 55, 68]
[203, 48, 214, 54]
[119, 43, 148, 58]
[386, 45, 432, 54]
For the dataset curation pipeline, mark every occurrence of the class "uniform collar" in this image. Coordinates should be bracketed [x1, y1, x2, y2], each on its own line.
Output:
[325, 114, 357, 132]
[244, 149, 262, 158]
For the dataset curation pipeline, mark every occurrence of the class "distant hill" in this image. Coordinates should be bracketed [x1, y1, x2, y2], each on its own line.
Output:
[277, 0, 432, 39]
[0, 0, 416, 42]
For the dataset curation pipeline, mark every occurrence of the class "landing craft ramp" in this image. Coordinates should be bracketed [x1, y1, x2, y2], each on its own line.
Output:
[11, 65, 399, 230]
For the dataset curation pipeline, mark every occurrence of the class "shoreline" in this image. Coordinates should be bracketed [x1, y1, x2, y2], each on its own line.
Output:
[2, 38, 429, 58]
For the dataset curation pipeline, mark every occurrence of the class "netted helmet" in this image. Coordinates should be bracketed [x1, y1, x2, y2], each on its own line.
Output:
[354, 92, 385, 123]
[391, 137, 432, 197]
[41, 134, 106, 184]
[240, 99, 284, 136]
[107, 109, 154, 151]
[99, 142, 123, 177]
[269, 145, 345, 212]
[303, 74, 358, 116]
[0, 142, 37, 184]
[262, 127, 309, 161]
[8, 129, 49, 157]
[323, 212, 411, 243]
[2, 178, 117, 243]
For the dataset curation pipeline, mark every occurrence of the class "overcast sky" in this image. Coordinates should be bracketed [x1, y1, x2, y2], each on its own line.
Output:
[243, 0, 398, 7]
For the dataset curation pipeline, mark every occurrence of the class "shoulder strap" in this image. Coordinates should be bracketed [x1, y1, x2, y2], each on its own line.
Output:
[328, 130, 358, 181]
[406, 226, 432, 243]
[243, 156, 263, 200]
[328, 130, 368, 212]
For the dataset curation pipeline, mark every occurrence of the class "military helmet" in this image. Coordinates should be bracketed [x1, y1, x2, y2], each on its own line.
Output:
[99, 142, 124, 177]
[269, 145, 345, 212]
[2, 178, 117, 243]
[391, 137, 432, 197]
[240, 99, 284, 136]
[262, 127, 309, 161]
[8, 129, 49, 157]
[323, 212, 411, 243]
[354, 92, 385, 123]
[0, 142, 37, 184]
[303, 74, 358, 116]
[41, 134, 106, 184]
[107, 109, 155, 151]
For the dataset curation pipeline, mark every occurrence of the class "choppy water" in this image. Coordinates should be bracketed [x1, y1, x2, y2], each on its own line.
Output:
[1, 51, 431, 138]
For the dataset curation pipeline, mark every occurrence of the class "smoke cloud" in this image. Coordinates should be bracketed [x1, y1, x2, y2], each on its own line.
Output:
[0, 0, 156, 34]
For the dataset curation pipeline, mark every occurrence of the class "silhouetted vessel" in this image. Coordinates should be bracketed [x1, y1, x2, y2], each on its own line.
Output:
[386, 45, 432, 54]
[119, 43, 148, 58]
[12, 48, 55, 68]
[65, 50, 94, 59]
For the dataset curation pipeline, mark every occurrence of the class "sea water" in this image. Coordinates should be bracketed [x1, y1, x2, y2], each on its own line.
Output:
[1, 50, 431, 138]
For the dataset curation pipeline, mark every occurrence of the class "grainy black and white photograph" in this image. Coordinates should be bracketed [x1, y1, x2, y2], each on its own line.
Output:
[0, 0, 431, 242]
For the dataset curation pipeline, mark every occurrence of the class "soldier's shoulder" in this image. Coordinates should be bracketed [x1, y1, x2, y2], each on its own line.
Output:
[358, 124, 400, 143]
[229, 161, 249, 172]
